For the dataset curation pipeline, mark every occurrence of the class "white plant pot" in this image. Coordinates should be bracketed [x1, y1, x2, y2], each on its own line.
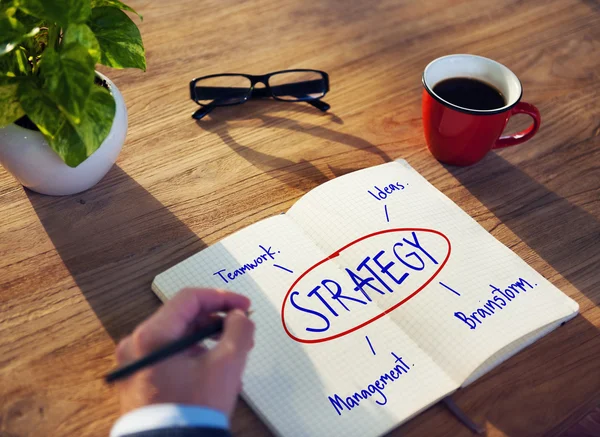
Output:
[0, 72, 127, 196]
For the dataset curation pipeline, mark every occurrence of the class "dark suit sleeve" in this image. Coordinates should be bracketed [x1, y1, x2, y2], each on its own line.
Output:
[121, 427, 232, 437]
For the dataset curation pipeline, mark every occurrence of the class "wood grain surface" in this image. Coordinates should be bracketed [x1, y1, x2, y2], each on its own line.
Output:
[1, 0, 599, 436]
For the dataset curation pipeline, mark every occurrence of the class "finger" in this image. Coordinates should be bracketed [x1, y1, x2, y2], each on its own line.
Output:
[189, 314, 224, 342]
[157, 288, 250, 334]
[208, 333, 223, 342]
[215, 309, 255, 359]
[115, 336, 135, 365]
[189, 313, 224, 332]
[186, 343, 208, 358]
[133, 289, 250, 353]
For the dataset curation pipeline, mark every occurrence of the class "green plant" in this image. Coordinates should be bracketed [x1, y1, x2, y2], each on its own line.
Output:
[0, 0, 145, 167]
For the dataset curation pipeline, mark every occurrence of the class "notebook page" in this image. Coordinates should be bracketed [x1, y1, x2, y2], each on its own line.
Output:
[286, 160, 579, 385]
[153, 214, 457, 437]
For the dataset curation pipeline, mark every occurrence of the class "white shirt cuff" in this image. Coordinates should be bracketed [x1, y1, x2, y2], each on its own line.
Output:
[110, 404, 228, 437]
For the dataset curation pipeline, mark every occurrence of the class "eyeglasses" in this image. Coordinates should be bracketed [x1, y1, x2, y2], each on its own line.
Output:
[189, 69, 330, 120]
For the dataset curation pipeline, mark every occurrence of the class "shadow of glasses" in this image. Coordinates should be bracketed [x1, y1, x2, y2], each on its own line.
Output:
[194, 100, 393, 193]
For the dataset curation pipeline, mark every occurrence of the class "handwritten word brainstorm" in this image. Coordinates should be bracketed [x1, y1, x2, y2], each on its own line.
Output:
[282, 229, 451, 343]
[454, 277, 538, 330]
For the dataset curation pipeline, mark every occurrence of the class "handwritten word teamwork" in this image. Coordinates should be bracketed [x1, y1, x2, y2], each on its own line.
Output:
[213, 245, 279, 284]
[328, 352, 412, 416]
[290, 232, 438, 333]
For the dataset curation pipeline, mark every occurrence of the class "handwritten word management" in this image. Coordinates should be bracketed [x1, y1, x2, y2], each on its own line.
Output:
[290, 232, 438, 333]
[213, 245, 279, 284]
[328, 352, 411, 416]
[454, 277, 536, 330]
[368, 181, 406, 201]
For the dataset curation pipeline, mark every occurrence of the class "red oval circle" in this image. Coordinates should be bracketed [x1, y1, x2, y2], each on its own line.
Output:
[281, 228, 451, 343]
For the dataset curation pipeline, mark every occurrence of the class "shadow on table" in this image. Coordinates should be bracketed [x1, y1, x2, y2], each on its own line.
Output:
[26, 164, 341, 433]
[396, 153, 600, 436]
[581, 0, 600, 13]
[446, 152, 600, 305]
[26, 165, 208, 342]
[195, 100, 392, 191]
[446, 152, 600, 434]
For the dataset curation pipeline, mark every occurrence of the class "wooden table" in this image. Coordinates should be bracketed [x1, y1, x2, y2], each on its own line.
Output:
[1, 0, 599, 435]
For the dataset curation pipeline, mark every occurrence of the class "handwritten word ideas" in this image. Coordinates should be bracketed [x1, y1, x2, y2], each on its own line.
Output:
[213, 245, 279, 284]
[328, 352, 412, 416]
[454, 277, 536, 330]
[288, 231, 442, 334]
[368, 182, 406, 201]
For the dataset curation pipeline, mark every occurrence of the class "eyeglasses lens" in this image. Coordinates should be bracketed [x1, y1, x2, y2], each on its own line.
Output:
[194, 75, 252, 106]
[268, 71, 326, 101]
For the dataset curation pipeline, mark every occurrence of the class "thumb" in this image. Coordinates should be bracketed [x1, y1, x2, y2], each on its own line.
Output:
[215, 310, 255, 359]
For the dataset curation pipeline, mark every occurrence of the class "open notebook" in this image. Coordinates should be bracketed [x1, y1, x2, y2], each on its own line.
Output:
[152, 160, 578, 437]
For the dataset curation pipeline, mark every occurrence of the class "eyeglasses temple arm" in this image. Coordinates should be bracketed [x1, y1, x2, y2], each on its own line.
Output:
[307, 99, 330, 112]
[192, 104, 215, 120]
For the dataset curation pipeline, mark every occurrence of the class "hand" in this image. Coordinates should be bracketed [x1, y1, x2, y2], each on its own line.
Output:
[115, 288, 254, 417]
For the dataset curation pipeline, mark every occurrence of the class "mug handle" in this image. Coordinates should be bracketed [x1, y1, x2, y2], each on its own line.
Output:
[493, 102, 541, 149]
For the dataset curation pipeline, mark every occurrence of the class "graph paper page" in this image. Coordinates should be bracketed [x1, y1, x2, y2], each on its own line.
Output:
[286, 160, 579, 385]
[153, 214, 457, 437]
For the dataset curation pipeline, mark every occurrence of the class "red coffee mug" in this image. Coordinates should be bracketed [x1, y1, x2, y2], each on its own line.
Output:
[422, 54, 541, 166]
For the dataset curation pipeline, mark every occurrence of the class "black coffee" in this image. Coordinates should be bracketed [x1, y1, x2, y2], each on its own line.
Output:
[433, 77, 505, 110]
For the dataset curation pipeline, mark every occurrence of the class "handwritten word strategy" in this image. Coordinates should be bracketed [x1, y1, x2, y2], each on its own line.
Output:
[328, 352, 412, 416]
[290, 231, 438, 333]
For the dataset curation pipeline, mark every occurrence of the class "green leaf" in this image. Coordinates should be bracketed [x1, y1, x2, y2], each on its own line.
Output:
[0, 77, 25, 126]
[41, 43, 95, 123]
[90, 7, 146, 71]
[63, 23, 100, 63]
[14, 8, 45, 28]
[90, 0, 142, 20]
[18, 80, 65, 138]
[0, 1, 18, 17]
[0, 46, 30, 76]
[18, 0, 91, 26]
[49, 86, 115, 167]
[69, 84, 115, 156]
[0, 13, 39, 56]
[19, 81, 116, 167]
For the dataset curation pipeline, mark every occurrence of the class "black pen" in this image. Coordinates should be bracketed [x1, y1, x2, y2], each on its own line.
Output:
[105, 312, 250, 384]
